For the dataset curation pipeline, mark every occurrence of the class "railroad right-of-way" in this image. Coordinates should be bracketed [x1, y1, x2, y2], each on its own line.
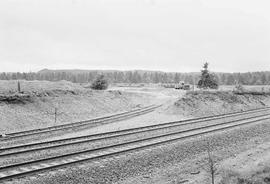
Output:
[0, 104, 160, 146]
[0, 106, 269, 183]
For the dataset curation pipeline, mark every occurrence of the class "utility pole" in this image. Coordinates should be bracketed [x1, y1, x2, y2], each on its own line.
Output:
[17, 81, 21, 93]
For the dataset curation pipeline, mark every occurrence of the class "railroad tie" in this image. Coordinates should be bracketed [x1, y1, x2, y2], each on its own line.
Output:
[49, 162, 59, 166]
[74, 156, 84, 160]
[60, 160, 69, 164]
[80, 155, 90, 159]
[30, 165, 42, 170]
[19, 167, 32, 172]
[0, 173, 7, 178]
[8, 170, 21, 175]
[39, 163, 52, 168]
[67, 158, 77, 162]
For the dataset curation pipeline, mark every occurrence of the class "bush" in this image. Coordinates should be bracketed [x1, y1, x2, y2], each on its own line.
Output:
[91, 75, 109, 90]
[234, 84, 245, 92]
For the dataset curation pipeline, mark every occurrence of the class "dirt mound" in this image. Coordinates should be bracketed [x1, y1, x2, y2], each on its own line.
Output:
[166, 91, 270, 117]
[0, 80, 84, 93]
[0, 81, 156, 133]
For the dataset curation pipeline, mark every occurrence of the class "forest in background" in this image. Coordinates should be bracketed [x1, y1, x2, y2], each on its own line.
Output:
[0, 69, 270, 85]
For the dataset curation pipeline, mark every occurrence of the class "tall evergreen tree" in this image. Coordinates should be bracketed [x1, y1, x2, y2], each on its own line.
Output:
[197, 62, 218, 89]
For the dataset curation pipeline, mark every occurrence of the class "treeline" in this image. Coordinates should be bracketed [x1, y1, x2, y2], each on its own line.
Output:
[0, 70, 269, 85]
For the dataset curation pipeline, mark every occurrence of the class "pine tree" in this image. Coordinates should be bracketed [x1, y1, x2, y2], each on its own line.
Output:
[197, 62, 218, 89]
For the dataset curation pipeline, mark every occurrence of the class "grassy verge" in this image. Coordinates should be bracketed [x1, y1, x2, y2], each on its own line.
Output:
[219, 167, 270, 184]
[233, 91, 270, 95]
[186, 90, 270, 96]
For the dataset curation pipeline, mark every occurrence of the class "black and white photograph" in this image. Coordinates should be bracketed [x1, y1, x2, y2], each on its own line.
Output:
[1, 0, 270, 183]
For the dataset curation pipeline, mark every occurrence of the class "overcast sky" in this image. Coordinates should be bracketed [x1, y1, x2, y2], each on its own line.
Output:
[0, 0, 270, 73]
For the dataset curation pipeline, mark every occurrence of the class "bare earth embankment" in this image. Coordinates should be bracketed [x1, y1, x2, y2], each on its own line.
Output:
[112, 90, 270, 184]
[0, 80, 155, 133]
[166, 90, 270, 117]
[1, 84, 270, 184]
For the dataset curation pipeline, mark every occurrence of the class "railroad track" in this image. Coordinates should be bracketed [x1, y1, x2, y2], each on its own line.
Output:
[0, 106, 270, 156]
[0, 104, 160, 142]
[0, 107, 269, 182]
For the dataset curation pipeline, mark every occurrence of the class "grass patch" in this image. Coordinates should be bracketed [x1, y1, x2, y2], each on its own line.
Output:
[233, 91, 270, 95]
[219, 167, 270, 184]
[186, 89, 270, 96]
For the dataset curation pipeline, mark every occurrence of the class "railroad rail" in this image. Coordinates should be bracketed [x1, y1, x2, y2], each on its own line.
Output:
[0, 104, 160, 141]
[0, 106, 269, 156]
[0, 106, 269, 182]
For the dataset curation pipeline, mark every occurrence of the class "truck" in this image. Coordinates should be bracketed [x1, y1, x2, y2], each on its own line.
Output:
[175, 81, 191, 90]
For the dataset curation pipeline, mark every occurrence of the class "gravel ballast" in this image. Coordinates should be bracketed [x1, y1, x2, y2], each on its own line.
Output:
[7, 117, 270, 184]
[2, 109, 269, 167]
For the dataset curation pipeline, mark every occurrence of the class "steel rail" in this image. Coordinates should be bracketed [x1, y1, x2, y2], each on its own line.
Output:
[1, 105, 160, 140]
[0, 105, 269, 153]
[0, 107, 269, 156]
[6, 105, 156, 136]
[0, 111, 269, 182]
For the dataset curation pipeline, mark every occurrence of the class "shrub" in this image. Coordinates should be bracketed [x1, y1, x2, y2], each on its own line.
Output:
[233, 83, 245, 93]
[91, 75, 109, 90]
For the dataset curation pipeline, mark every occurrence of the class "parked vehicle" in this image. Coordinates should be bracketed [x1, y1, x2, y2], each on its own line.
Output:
[162, 81, 191, 90]
[175, 81, 191, 90]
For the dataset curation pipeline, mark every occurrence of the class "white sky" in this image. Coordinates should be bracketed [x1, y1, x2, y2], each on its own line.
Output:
[0, 0, 270, 72]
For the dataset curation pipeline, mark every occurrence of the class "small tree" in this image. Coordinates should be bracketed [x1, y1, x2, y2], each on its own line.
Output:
[206, 142, 217, 184]
[197, 62, 218, 89]
[91, 75, 109, 90]
[198, 142, 217, 184]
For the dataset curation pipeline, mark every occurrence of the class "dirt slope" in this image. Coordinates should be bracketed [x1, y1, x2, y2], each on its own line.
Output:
[166, 91, 270, 117]
[0, 80, 154, 133]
